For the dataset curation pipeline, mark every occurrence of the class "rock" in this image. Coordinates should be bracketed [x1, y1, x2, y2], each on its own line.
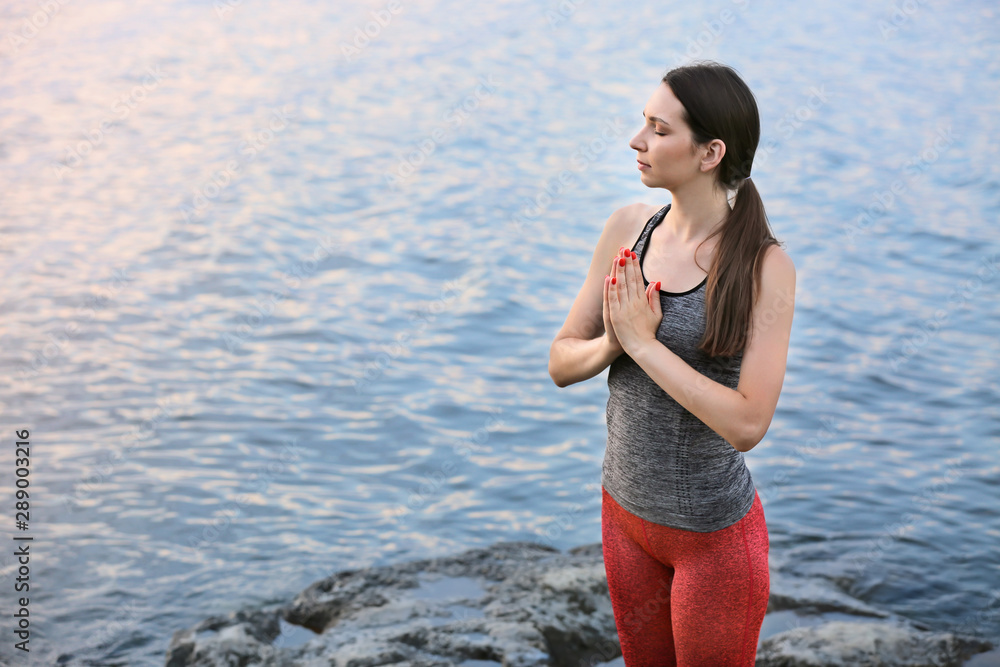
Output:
[756, 619, 995, 667]
[768, 570, 894, 620]
[165, 541, 622, 667]
[165, 540, 997, 667]
[165, 609, 285, 667]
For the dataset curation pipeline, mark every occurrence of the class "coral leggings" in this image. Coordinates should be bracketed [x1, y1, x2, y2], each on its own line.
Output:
[601, 486, 769, 666]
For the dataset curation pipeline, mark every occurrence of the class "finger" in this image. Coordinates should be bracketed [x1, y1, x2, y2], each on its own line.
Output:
[617, 250, 626, 296]
[632, 251, 642, 302]
[623, 249, 638, 303]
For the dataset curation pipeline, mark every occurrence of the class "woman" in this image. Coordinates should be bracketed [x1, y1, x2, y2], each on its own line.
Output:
[548, 62, 795, 665]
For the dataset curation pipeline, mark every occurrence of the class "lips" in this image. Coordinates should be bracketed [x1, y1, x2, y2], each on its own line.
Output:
[637, 159, 650, 167]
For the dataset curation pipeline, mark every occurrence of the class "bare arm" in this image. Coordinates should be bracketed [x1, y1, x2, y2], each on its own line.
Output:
[549, 204, 645, 388]
[550, 333, 623, 388]
[628, 245, 796, 451]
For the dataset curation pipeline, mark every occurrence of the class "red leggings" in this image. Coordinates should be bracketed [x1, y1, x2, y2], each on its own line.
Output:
[601, 486, 769, 666]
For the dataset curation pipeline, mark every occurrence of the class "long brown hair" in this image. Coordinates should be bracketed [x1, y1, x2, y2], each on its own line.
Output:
[663, 62, 784, 358]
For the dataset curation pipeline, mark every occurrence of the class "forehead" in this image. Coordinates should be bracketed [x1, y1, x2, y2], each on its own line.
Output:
[644, 83, 684, 122]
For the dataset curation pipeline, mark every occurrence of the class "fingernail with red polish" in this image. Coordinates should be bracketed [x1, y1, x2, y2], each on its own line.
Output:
[631, 251, 637, 259]
[619, 258, 626, 266]
[655, 281, 661, 290]
[611, 277, 616, 284]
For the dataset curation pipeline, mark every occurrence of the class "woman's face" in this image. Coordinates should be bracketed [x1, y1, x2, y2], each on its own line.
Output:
[629, 83, 704, 190]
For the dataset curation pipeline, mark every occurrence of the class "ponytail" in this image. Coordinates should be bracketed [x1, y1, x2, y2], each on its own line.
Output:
[695, 176, 782, 358]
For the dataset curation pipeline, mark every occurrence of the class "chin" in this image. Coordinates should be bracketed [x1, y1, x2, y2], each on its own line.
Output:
[639, 172, 661, 188]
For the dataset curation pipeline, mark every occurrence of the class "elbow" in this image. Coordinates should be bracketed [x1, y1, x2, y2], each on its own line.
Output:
[737, 418, 766, 453]
[548, 339, 570, 388]
[549, 364, 572, 388]
[548, 351, 565, 388]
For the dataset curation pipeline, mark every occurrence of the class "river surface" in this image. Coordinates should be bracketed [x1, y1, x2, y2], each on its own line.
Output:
[0, 0, 998, 663]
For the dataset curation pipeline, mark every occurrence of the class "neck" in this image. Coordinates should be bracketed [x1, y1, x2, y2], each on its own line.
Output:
[664, 178, 732, 244]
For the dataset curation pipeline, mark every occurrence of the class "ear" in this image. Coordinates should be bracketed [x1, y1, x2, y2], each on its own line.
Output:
[700, 138, 726, 174]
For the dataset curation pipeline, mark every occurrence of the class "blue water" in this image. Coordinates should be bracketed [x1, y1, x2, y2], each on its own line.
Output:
[0, 0, 998, 663]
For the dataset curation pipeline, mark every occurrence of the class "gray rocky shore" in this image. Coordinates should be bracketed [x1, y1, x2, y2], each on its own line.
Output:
[165, 540, 998, 666]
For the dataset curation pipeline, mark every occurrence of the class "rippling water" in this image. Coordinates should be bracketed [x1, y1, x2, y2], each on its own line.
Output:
[0, 0, 998, 663]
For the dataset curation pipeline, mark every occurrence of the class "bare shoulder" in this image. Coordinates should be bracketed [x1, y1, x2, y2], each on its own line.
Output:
[641, 202, 664, 219]
[608, 202, 662, 246]
[755, 244, 796, 307]
[761, 244, 796, 282]
[633, 201, 664, 225]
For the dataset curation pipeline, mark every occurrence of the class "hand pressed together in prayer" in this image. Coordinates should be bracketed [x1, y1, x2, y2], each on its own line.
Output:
[603, 246, 663, 357]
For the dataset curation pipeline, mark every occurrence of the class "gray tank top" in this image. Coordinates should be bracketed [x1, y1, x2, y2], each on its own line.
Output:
[601, 203, 757, 532]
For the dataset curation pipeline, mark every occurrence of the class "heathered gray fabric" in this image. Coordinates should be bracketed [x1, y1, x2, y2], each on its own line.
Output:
[601, 203, 756, 532]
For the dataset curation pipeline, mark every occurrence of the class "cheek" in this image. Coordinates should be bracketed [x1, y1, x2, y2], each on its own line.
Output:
[649, 144, 671, 164]
[656, 139, 685, 161]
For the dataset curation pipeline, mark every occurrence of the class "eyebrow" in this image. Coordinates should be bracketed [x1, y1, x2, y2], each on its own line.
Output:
[642, 110, 670, 126]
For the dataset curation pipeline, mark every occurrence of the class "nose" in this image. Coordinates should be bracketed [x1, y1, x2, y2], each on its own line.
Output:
[629, 129, 643, 152]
